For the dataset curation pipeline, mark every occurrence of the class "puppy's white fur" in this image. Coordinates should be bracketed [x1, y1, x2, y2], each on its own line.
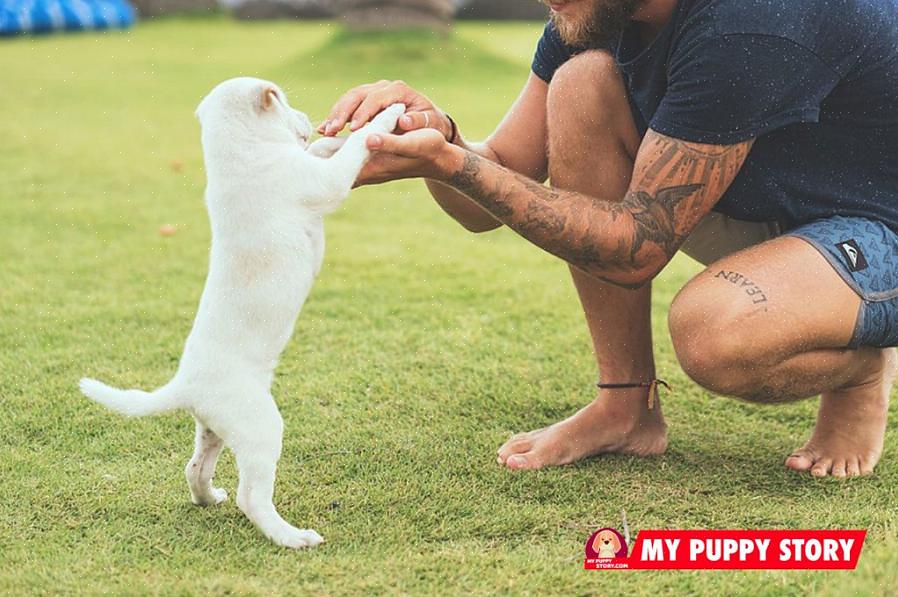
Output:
[80, 77, 404, 549]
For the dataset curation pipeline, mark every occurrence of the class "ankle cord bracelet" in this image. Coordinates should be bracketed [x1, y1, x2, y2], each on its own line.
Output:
[596, 379, 671, 410]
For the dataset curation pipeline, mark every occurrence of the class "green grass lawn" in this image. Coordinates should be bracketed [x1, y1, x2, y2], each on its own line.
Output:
[1, 17, 896, 596]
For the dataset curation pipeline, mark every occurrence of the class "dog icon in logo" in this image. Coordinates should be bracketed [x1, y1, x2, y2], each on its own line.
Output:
[587, 528, 628, 560]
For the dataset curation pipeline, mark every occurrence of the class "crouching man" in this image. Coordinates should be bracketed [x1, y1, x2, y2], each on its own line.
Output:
[320, 0, 898, 477]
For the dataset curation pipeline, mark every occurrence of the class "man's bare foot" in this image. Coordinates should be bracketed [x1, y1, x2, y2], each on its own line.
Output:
[496, 389, 668, 470]
[786, 348, 896, 478]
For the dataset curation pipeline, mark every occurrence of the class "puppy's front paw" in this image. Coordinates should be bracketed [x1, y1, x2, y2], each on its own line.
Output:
[369, 102, 406, 134]
[273, 526, 325, 549]
[307, 136, 346, 158]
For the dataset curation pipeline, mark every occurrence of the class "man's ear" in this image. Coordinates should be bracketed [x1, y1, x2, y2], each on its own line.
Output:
[255, 85, 277, 114]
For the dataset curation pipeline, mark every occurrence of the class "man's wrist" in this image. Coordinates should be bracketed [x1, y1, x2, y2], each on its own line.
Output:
[433, 143, 467, 181]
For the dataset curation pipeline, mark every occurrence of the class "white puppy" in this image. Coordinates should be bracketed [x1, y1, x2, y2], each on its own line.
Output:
[80, 77, 404, 549]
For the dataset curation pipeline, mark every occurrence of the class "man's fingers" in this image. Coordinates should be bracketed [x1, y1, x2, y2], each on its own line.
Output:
[321, 81, 390, 135]
[368, 128, 445, 155]
[367, 132, 425, 158]
[398, 111, 428, 131]
[349, 81, 415, 131]
[366, 133, 400, 153]
[399, 110, 451, 140]
[322, 91, 364, 135]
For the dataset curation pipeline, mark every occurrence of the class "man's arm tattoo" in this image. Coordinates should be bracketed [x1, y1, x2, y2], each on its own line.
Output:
[445, 131, 754, 284]
[624, 185, 704, 262]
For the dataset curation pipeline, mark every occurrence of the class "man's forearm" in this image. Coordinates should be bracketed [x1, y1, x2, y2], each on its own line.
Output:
[425, 140, 503, 233]
[443, 149, 664, 287]
[432, 131, 752, 287]
[437, 150, 697, 287]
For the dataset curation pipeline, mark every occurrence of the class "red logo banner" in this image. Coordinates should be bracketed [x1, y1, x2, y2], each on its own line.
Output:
[585, 530, 866, 570]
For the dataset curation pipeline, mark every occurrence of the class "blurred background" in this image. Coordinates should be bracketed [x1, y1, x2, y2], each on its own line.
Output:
[1, 0, 549, 35]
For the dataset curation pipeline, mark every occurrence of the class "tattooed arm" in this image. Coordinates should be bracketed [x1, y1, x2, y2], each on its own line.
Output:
[318, 75, 550, 233]
[367, 127, 753, 287]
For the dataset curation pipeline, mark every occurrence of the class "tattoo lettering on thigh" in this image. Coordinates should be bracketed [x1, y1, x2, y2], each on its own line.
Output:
[715, 270, 768, 305]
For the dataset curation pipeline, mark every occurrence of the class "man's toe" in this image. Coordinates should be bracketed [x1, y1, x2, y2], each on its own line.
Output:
[859, 457, 876, 476]
[497, 438, 534, 464]
[846, 458, 861, 477]
[506, 452, 543, 470]
[811, 458, 833, 477]
[830, 460, 847, 478]
[785, 449, 815, 472]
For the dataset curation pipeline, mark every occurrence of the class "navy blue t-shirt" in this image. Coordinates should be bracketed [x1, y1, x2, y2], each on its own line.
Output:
[532, 0, 898, 233]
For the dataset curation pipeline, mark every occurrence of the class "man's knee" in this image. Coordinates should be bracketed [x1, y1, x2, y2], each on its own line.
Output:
[550, 50, 620, 93]
[547, 50, 630, 132]
[668, 280, 762, 398]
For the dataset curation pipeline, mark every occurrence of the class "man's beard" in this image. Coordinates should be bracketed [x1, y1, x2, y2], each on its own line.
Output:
[547, 0, 641, 48]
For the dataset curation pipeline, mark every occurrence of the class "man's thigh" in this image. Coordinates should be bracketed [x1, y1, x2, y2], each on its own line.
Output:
[673, 216, 898, 354]
[672, 235, 860, 358]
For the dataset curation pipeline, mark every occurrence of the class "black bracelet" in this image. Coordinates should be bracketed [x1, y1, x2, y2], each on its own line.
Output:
[596, 378, 671, 411]
[444, 112, 459, 144]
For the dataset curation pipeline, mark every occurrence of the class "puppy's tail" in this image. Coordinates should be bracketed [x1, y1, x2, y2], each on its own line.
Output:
[79, 378, 180, 417]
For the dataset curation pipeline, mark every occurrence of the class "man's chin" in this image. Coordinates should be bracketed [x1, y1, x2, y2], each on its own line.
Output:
[552, 0, 640, 48]
[554, 17, 614, 48]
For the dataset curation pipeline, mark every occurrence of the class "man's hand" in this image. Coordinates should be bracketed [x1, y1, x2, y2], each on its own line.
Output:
[319, 80, 453, 141]
[360, 128, 455, 184]
[321, 80, 458, 187]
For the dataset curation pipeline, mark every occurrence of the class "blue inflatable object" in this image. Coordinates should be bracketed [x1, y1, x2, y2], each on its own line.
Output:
[0, 0, 136, 36]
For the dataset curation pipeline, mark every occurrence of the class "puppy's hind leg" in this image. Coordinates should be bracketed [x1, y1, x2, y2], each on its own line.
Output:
[185, 420, 228, 506]
[230, 395, 323, 549]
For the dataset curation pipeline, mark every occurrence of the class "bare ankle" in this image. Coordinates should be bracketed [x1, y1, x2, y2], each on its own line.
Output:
[841, 347, 895, 391]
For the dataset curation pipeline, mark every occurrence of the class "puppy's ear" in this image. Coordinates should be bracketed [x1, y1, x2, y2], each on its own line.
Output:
[591, 535, 604, 554]
[611, 534, 622, 553]
[255, 85, 278, 114]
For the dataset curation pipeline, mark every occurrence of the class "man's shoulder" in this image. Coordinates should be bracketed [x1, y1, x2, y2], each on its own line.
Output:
[678, 0, 889, 71]
[688, 0, 877, 40]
